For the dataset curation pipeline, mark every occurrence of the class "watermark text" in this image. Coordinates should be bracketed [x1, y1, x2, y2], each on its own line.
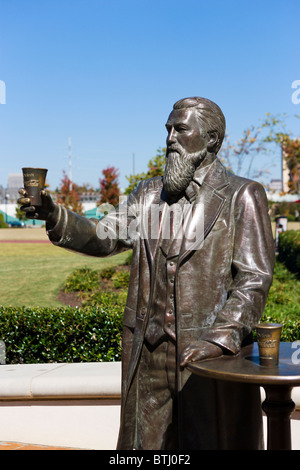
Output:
[95, 198, 205, 251]
[291, 80, 300, 105]
[291, 340, 300, 365]
[0, 80, 6, 104]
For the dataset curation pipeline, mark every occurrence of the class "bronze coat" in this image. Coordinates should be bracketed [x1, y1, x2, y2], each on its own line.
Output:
[47, 158, 275, 449]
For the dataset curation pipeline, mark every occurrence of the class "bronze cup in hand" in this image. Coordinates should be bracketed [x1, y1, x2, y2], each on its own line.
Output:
[22, 168, 48, 207]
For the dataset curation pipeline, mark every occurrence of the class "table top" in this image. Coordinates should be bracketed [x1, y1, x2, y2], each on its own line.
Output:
[187, 342, 300, 386]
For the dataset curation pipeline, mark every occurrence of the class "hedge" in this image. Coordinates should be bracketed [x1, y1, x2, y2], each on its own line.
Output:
[0, 306, 299, 365]
[0, 304, 123, 364]
[259, 313, 300, 342]
[278, 230, 300, 276]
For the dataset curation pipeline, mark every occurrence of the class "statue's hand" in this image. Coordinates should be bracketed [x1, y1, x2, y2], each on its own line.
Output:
[179, 340, 223, 367]
[18, 188, 59, 225]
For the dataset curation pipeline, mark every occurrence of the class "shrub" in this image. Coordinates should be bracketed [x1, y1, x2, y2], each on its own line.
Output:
[112, 271, 130, 289]
[0, 213, 7, 228]
[264, 259, 300, 322]
[278, 230, 300, 276]
[259, 258, 300, 341]
[99, 267, 116, 279]
[63, 267, 100, 292]
[82, 288, 127, 309]
[0, 305, 124, 364]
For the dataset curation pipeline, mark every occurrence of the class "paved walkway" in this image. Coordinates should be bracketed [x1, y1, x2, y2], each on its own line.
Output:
[0, 441, 81, 450]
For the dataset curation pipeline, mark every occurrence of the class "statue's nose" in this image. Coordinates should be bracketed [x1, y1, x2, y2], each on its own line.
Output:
[167, 128, 176, 146]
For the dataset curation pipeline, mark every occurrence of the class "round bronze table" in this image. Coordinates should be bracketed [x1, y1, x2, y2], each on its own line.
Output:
[187, 342, 300, 450]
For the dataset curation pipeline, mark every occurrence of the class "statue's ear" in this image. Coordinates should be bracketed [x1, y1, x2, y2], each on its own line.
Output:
[207, 131, 218, 151]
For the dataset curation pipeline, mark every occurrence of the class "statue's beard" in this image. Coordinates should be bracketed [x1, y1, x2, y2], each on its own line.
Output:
[163, 145, 207, 197]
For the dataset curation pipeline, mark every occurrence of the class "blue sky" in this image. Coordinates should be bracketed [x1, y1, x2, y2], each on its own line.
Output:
[0, 0, 299, 192]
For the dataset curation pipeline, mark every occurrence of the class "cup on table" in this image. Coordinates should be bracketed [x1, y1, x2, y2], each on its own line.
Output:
[255, 323, 283, 367]
[22, 168, 48, 207]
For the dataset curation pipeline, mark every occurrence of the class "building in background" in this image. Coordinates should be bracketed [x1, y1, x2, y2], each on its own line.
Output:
[269, 179, 283, 193]
[79, 191, 99, 204]
[7, 173, 23, 202]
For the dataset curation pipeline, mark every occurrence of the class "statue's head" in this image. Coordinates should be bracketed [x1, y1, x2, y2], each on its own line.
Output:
[163, 97, 226, 197]
[172, 97, 226, 154]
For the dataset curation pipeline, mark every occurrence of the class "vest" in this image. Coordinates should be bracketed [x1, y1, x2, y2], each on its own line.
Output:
[145, 195, 192, 346]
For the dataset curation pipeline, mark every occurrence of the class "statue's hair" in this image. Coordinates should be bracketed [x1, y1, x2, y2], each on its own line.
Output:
[173, 97, 226, 153]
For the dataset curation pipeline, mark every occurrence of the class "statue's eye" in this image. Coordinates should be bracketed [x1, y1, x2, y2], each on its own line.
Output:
[176, 126, 188, 132]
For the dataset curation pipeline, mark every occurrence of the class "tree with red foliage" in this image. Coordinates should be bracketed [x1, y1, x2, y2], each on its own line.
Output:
[56, 170, 84, 215]
[282, 136, 300, 194]
[99, 166, 120, 206]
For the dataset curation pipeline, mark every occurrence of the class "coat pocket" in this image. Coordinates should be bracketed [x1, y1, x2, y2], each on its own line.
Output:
[123, 305, 137, 330]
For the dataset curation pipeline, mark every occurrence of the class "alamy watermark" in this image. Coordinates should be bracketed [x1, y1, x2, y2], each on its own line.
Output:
[95, 198, 205, 251]
[291, 340, 300, 365]
[0, 80, 6, 104]
[291, 80, 300, 105]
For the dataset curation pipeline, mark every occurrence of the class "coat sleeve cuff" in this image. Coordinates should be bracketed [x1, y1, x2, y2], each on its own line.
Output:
[199, 326, 243, 355]
[46, 205, 67, 244]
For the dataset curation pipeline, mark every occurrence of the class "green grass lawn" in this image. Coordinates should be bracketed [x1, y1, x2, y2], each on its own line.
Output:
[0, 243, 129, 307]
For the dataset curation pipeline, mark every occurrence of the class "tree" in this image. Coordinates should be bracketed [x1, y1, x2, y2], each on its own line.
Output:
[219, 113, 300, 187]
[282, 136, 300, 194]
[219, 126, 269, 180]
[15, 206, 27, 222]
[0, 212, 7, 228]
[99, 166, 121, 206]
[260, 113, 300, 193]
[56, 171, 84, 215]
[125, 148, 166, 195]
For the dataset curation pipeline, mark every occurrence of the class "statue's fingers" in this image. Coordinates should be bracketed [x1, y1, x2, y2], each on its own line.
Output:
[41, 190, 53, 203]
[17, 197, 31, 205]
[19, 205, 36, 219]
[179, 349, 192, 367]
[20, 205, 36, 213]
[41, 189, 51, 200]
[18, 188, 27, 196]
